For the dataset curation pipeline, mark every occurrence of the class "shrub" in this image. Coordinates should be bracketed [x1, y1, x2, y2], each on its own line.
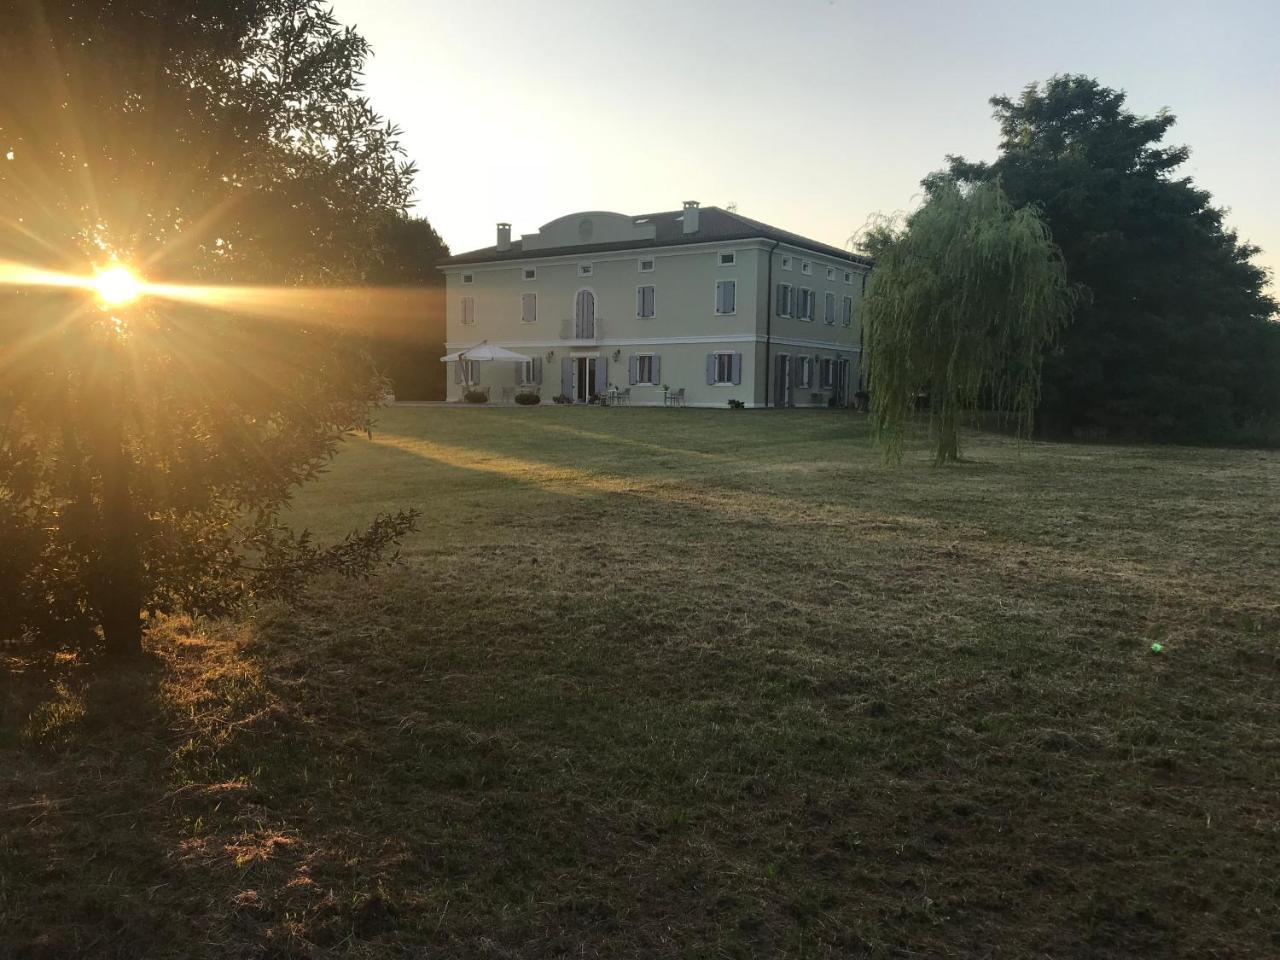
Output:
[463, 389, 489, 404]
[552, 394, 572, 405]
[515, 392, 541, 406]
[727, 399, 746, 409]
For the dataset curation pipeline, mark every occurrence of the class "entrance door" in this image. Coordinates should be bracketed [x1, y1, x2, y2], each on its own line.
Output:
[775, 353, 793, 407]
[574, 290, 596, 339]
[574, 356, 597, 403]
[835, 359, 850, 406]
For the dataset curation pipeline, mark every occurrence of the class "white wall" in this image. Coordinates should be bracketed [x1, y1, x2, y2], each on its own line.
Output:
[442, 233, 869, 407]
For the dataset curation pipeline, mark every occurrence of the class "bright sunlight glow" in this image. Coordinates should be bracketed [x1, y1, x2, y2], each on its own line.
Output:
[94, 265, 145, 306]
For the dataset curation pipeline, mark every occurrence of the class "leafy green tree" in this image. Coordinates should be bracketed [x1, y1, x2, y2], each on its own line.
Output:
[940, 75, 1279, 441]
[862, 179, 1076, 464]
[364, 214, 450, 401]
[0, 0, 422, 657]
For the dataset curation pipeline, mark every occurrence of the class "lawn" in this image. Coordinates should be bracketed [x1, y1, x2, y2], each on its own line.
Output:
[3, 406, 1278, 958]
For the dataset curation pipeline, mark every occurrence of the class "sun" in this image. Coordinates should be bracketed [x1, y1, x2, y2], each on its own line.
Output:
[93, 264, 145, 306]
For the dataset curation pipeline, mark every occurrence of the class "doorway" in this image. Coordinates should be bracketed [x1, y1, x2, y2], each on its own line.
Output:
[775, 353, 793, 407]
[574, 356, 597, 403]
[835, 358, 850, 406]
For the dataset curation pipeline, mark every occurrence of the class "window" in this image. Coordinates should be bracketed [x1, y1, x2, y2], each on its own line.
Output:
[461, 296, 475, 325]
[709, 351, 740, 385]
[718, 251, 736, 266]
[842, 295, 853, 327]
[820, 358, 835, 389]
[638, 257, 655, 273]
[827, 266, 837, 281]
[844, 270, 853, 284]
[781, 255, 793, 271]
[824, 291, 836, 325]
[776, 282, 793, 317]
[518, 359, 536, 385]
[715, 279, 737, 315]
[461, 273, 474, 285]
[637, 284, 655, 319]
[578, 263, 593, 277]
[634, 354, 656, 385]
[797, 287, 815, 321]
[456, 359, 478, 384]
[521, 292, 537, 323]
[795, 356, 813, 388]
[523, 267, 536, 281]
[800, 260, 812, 275]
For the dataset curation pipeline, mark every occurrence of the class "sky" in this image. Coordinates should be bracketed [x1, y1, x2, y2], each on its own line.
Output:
[332, 0, 1279, 291]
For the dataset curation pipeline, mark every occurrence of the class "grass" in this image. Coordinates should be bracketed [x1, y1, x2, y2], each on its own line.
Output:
[3, 405, 1278, 958]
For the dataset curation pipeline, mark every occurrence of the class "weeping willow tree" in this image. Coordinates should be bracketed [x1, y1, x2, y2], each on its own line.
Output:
[861, 178, 1077, 465]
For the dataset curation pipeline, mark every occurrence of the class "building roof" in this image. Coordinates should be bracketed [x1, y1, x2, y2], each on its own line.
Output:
[441, 205, 874, 268]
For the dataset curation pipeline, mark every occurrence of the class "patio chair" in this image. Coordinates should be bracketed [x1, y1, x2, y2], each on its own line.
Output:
[500, 386, 515, 405]
[669, 387, 686, 407]
[616, 387, 631, 406]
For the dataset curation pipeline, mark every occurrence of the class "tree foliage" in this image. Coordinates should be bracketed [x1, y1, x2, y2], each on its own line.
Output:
[0, 0, 425, 656]
[862, 180, 1076, 464]
[363, 214, 450, 400]
[940, 75, 1280, 442]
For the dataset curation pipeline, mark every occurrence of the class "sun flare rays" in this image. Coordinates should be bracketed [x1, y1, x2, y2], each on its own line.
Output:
[0, 258, 440, 334]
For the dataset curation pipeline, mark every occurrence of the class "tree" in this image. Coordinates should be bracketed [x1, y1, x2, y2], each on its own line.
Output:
[941, 75, 1280, 441]
[363, 214, 450, 401]
[0, 0, 422, 657]
[861, 179, 1076, 464]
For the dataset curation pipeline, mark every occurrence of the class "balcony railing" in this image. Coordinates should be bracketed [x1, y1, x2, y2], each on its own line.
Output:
[560, 317, 601, 340]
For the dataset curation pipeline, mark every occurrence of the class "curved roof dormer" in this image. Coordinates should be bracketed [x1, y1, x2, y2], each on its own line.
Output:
[521, 211, 658, 251]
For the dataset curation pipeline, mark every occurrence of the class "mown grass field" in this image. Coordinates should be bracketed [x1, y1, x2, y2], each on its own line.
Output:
[3, 405, 1278, 958]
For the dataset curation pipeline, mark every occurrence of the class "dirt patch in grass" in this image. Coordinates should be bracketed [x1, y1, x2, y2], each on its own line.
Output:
[3, 408, 1278, 957]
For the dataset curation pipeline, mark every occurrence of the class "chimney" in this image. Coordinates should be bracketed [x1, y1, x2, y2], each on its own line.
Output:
[496, 222, 512, 251]
[682, 200, 700, 234]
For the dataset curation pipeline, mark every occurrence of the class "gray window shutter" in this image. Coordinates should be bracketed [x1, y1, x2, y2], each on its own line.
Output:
[731, 352, 742, 385]
[533, 357, 542, 384]
[455, 362, 462, 385]
[628, 356, 638, 385]
[651, 354, 661, 385]
[595, 357, 607, 396]
[561, 357, 572, 397]
[514, 362, 522, 385]
[706, 353, 715, 385]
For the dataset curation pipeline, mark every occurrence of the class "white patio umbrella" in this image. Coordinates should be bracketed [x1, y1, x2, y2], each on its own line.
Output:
[441, 340, 533, 387]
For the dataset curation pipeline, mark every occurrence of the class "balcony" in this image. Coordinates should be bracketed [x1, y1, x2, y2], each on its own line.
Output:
[560, 317, 602, 341]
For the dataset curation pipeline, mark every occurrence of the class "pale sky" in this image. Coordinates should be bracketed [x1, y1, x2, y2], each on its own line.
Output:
[333, 0, 1278, 292]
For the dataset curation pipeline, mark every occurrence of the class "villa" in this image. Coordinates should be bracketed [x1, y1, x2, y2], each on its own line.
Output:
[439, 202, 872, 407]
